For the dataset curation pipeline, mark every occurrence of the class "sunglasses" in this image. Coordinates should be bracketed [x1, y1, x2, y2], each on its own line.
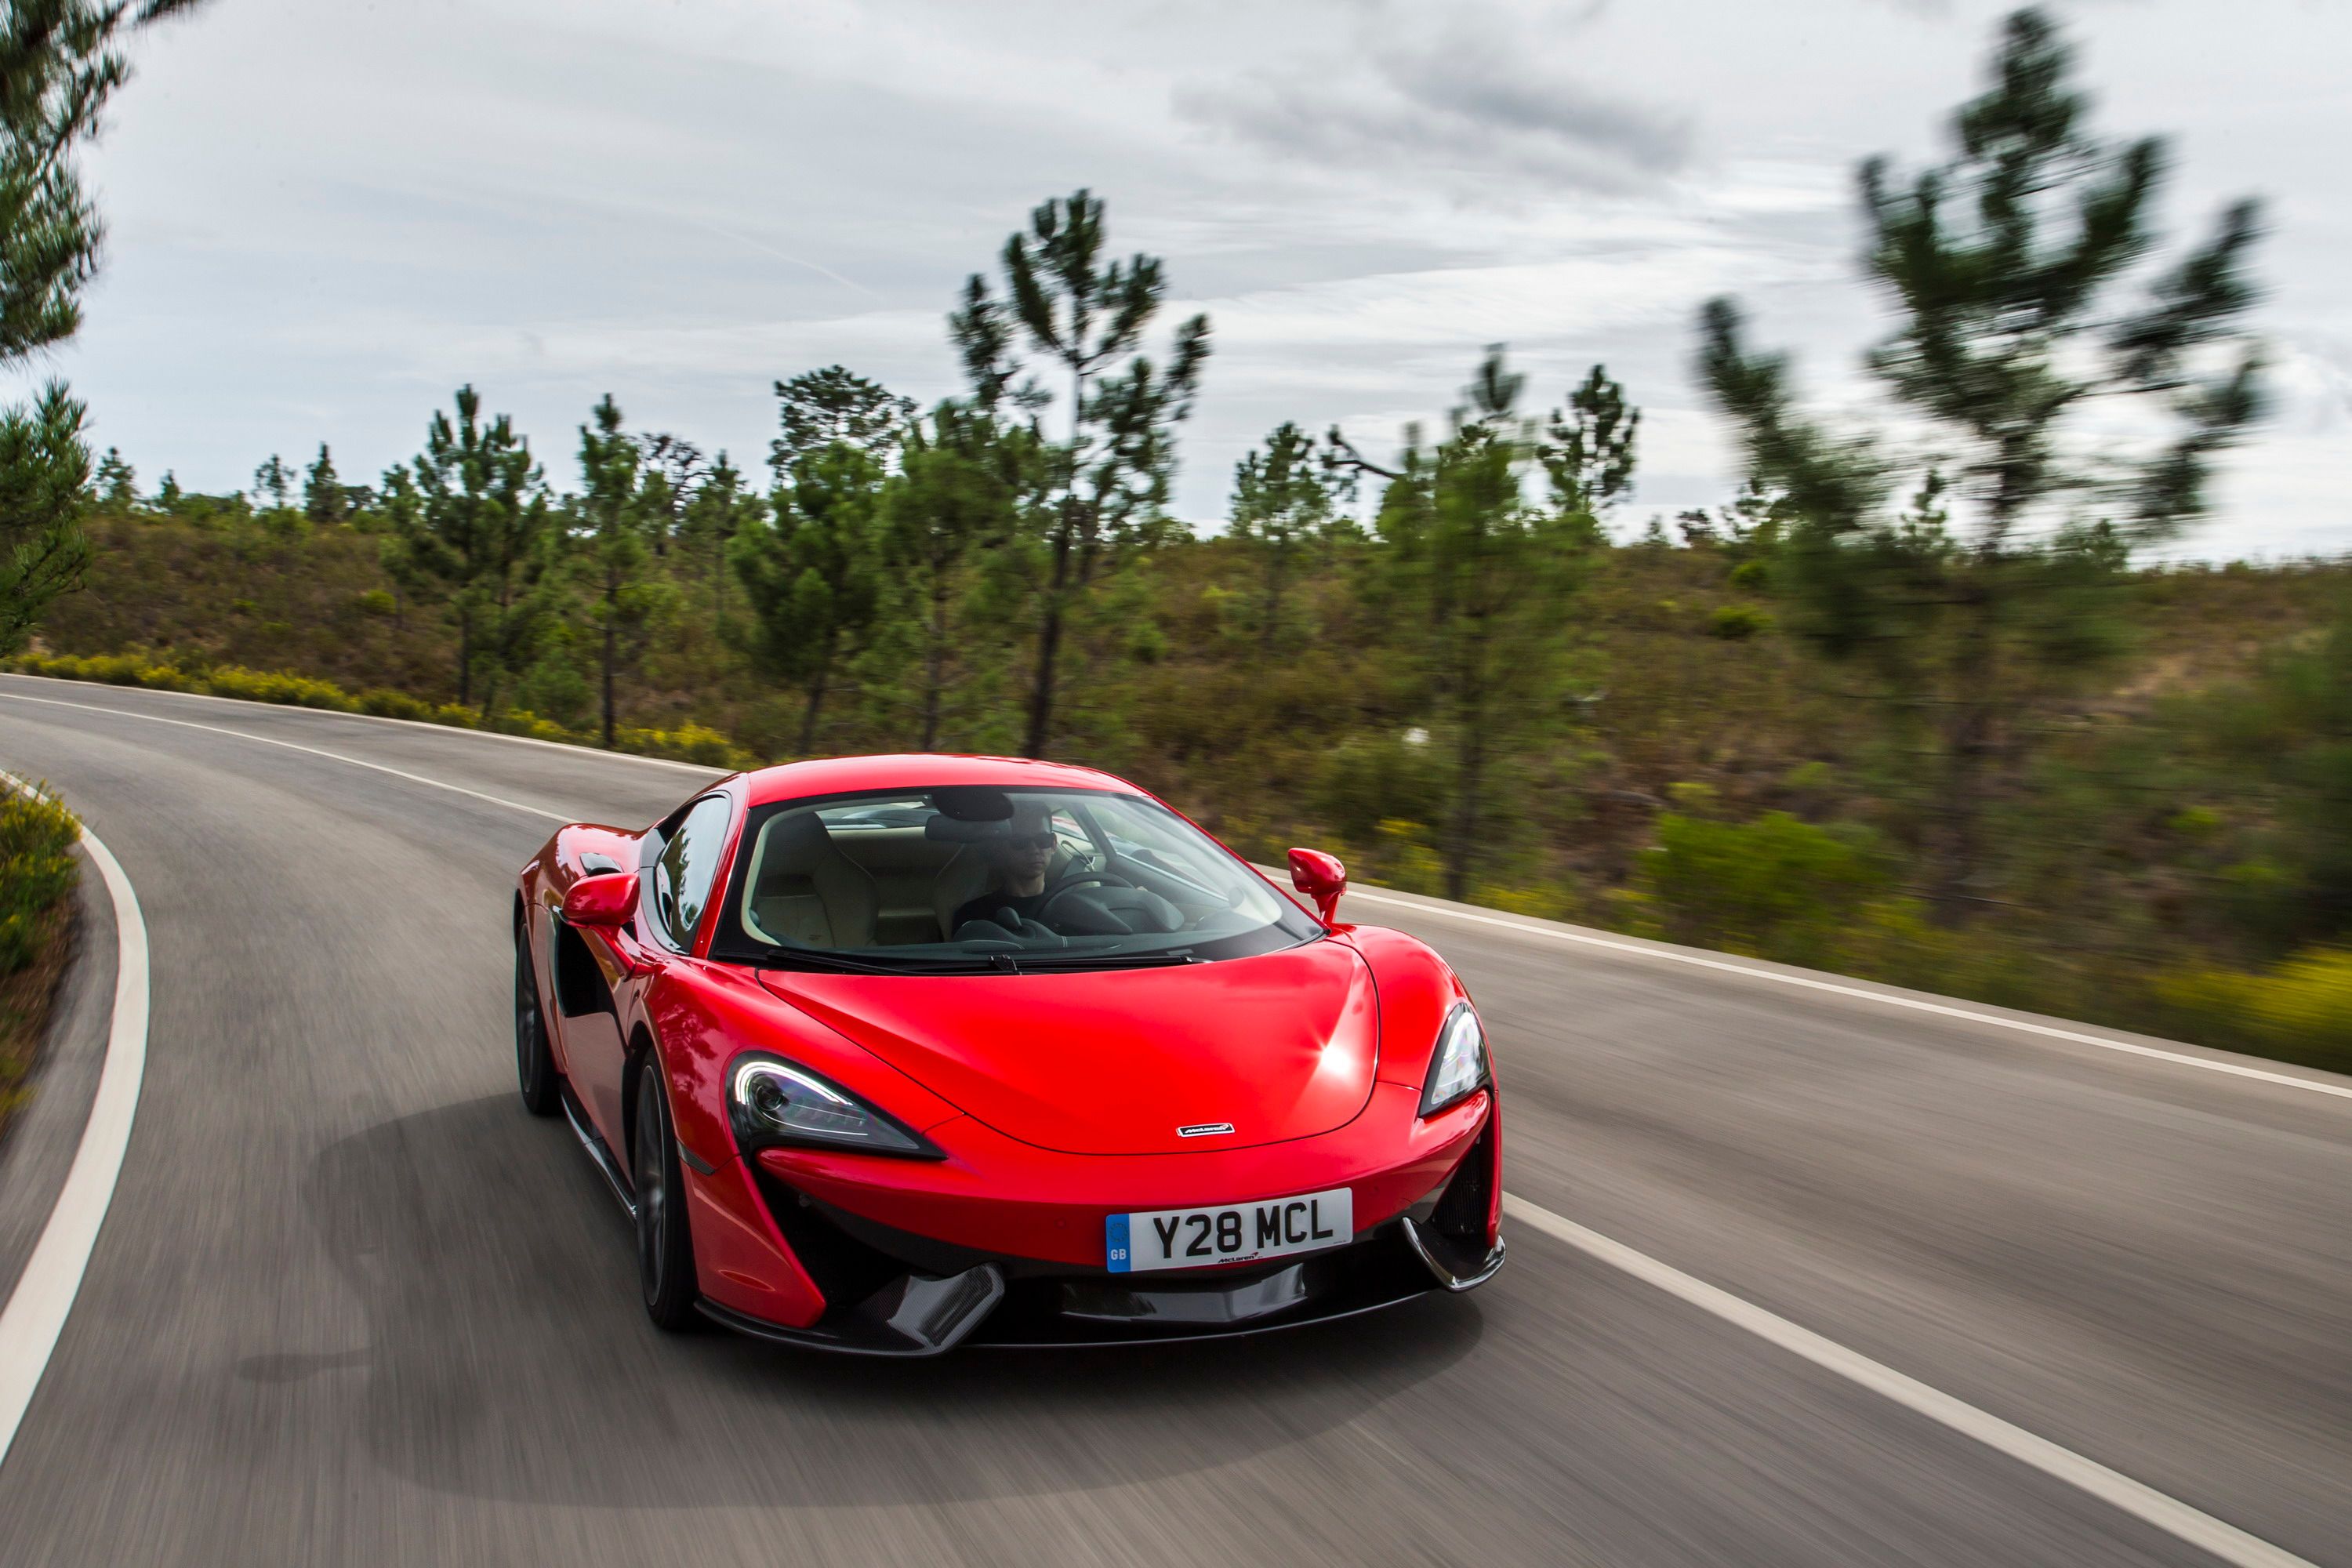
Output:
[1009, 832, 1058, 851]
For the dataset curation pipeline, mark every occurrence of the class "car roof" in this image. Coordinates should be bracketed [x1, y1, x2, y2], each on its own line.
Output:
[738, 753, 1134, 808]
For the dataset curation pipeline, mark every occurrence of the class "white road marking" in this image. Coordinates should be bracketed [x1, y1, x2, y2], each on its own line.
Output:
[1503, 1194, 2318, 1568]
[1343, 887, 2352, 1105]
[0, 691, 573, 823]
[0, 671, 714, 773]
[0, 779, 150, 1472]
[5, 701, 2332, 1559]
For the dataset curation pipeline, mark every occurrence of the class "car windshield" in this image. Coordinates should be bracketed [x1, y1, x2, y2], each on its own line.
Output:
[710, 786, 1321, 972]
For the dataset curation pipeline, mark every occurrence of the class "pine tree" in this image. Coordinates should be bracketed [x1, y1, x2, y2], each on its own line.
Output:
[0, 0, 209, 647]
[382, 386, 554, 710]
[303, 442, 348, 524]
[0, 385, 90, 652]
[1700, 8, 2263, 924]
[90, 444, 132, 508]
[886, 402, 1036, 750]
[252, 452, 291, 511]
[950, 190, 1210, 757]
[636, 430, 705, 559]
[1545, 365, 1639, 519]
[680, 451, 760, 628]
[1229, 421, 1341, 652]
[733, 438, 889, 754]
[578, 394, 673, 747]
[1329, 349, 1592, 900]
[770, 368, 913, 481]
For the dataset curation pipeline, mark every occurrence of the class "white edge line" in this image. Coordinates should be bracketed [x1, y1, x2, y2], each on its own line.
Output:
[1502, 1195, 2317, 1568]
[0, 777, 149, 1472]
[0, 691, 575, 824]
[1340, 887, 2352, 1104]
[0, 671, 716, 774]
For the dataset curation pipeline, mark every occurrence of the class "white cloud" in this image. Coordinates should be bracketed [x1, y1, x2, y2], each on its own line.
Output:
[30, 0, 2351, 558]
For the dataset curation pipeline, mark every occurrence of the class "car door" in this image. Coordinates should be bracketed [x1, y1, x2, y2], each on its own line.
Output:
[562, 793, 733, 1152]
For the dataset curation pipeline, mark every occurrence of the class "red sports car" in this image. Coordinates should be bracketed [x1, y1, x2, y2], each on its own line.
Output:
[513, 754, 1504, 1353]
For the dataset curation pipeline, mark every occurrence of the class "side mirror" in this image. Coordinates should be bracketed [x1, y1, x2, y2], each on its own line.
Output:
[562, 870, 640, 928]
[1287, 848, 1348, 926]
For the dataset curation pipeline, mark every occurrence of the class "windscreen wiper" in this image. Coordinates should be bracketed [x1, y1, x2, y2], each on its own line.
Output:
[756, 949, 996, 976]
[1000, 949, 1197, 971]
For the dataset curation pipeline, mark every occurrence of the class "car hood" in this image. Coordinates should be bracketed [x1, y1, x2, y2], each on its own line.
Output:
[757, 939, 1380, 1156]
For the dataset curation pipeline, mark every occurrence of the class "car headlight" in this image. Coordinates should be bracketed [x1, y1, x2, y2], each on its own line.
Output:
[728, 1055, 942, 1159]
[1418, 1003, 1490, 1117]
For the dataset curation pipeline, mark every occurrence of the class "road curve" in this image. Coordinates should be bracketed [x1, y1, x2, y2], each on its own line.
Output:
[1, 673, 2347, 1568]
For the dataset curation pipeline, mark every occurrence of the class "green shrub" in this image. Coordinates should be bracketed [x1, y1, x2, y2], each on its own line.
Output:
[357, 688, 434, 721]
[615, 722, 753, 769]
[1474, 880, 1577, 922]
[1369, 818, 1445, 896]
[202, 665, 357, 710]
[1782, 760, 1834, 793]
[1633, 808, 1890, 967]
[514, 655, 594, 732]
[1708, 604, 1773, 640]
[489, 708, 575, 743]
[1315, 731, 1448, 845]
[0, 785, 80, 975]
[2166, 805, 2222, 838]
[2155, 947, 2352, 1073]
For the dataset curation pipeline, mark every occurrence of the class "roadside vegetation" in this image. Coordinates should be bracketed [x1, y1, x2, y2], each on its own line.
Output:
[0, 782, 81, 1138]
[6, 9, 2347, 1073]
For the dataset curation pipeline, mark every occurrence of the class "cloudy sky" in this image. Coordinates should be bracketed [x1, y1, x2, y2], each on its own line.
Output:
[40, 0, 2352, 556]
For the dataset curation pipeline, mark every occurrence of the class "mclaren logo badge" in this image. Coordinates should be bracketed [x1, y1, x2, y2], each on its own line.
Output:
[1176, 1122, 1236, 1138]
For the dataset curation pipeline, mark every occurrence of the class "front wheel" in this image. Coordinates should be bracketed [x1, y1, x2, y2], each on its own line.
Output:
[633, 1065, 700, 1330]
[514, 921, 558, 1116]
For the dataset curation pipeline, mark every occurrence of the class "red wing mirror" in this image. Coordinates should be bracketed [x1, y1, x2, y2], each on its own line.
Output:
[1288, 848, 1348, 926]
[562, 870, 640, 928]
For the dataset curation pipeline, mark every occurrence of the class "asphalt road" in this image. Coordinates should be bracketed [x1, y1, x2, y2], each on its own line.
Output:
[1, 673, 2347, 1567]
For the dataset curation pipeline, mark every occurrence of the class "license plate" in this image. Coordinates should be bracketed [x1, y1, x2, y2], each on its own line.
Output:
[1105, 1187, 1354, 1273]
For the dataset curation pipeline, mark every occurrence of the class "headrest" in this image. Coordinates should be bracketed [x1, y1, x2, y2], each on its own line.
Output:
[923, 799, 1051, 844]
[756, 809, 837, 879]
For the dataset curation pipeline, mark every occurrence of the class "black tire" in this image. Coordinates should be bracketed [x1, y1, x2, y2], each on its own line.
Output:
[514, 920, 559, 1116]
[633, 1062, 700, 1330]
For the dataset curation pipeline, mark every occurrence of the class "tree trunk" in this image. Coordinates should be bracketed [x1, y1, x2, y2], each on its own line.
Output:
[1023, 513, 1076, 759]
[798, 638, 833, 755]
[1023, 363, 1094, 758]
[919, 575, 947, 752]
[601, 604, 618, 750]
[456, 607, 474, 707]
[1930, 586, 1996, 926]
[1259, 539, 1287, 652]
[1443, 566, 1493, 902]
[479, 608, 503, 719]
[713, 532, 728, 630]
[1446, 660, 1486, 904]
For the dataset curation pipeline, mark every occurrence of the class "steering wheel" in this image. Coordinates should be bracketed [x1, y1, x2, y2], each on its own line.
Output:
[1039, 870, 1129, 914]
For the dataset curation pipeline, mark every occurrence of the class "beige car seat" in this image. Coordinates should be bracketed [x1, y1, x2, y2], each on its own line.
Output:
[747, 811, 878, 948]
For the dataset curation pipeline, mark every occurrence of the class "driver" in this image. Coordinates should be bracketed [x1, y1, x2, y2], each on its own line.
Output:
[952, 805, 1061, 935]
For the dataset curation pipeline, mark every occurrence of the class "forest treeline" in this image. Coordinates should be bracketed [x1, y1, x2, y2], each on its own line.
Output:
[9, 10, 2350, 1069]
